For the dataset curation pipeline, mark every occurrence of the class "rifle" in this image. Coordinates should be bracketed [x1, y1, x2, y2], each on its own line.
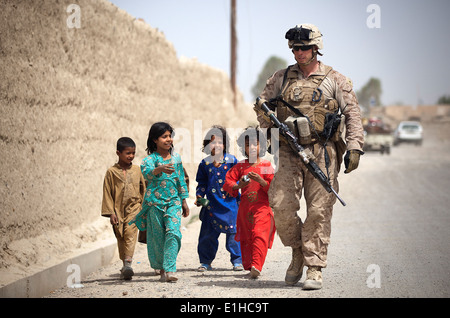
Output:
[256, 97, 346, 206]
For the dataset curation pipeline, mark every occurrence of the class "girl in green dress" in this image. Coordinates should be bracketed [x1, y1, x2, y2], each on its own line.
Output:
[130, 122, 189, 282]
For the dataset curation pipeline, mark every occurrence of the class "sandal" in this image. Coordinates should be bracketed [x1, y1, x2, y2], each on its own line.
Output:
[197, 264, 212, 272]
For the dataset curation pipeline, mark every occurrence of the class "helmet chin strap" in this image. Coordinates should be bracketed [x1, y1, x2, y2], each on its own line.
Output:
[298, 50, 318, 66]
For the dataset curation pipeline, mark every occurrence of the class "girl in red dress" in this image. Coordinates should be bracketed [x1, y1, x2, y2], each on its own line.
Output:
[224, 127, 276, 278]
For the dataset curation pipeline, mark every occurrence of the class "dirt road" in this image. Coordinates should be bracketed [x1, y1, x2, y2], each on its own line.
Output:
[46, 123, 450, 300]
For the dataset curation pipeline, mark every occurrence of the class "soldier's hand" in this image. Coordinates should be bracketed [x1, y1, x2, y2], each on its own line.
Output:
[344, 150, 363, 174]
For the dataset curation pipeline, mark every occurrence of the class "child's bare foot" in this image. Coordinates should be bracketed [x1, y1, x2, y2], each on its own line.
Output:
[165, 272, 178, 283]
[250, 266, 260, 279]
[159, 269, 166, 282]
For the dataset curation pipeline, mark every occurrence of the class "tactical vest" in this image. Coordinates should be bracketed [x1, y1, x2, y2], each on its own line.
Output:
[276, 65, 340, 142]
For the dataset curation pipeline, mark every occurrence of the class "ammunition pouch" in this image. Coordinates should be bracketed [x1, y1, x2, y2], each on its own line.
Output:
[281, 98, 343, 146]
[284, 116, 312, 145]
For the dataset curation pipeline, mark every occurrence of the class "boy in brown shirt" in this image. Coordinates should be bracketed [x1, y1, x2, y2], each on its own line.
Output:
[101, 137, 145, 280]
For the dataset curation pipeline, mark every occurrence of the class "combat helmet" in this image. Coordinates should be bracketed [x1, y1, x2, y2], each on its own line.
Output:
[285, 24, 323, 50]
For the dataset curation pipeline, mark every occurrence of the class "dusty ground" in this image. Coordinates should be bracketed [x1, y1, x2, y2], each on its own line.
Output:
[46, 122, 450, 300]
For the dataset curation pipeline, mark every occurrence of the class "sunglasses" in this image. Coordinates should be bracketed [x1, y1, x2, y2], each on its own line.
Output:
[293, 45, 313, 52]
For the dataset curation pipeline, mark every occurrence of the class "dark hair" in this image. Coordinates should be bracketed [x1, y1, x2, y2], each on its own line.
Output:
[117, 137, 136, 152]
[237, 126, 267, 157]
[146, 122, 174, 154]
[202, 125, 229, 155]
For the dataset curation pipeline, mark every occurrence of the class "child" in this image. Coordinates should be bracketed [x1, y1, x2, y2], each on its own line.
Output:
[101, 137, 145, 280]
[195, 125, 243, 272]
[223, 127, 276, 279]
[129, 122, 189, 283]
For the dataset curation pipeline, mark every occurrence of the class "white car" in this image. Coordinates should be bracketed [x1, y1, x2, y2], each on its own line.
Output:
[393, 121, 423, 146]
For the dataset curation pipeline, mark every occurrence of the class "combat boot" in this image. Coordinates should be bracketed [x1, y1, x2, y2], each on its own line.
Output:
[285, 247, 304, 285]
[302, 266, 323, 290]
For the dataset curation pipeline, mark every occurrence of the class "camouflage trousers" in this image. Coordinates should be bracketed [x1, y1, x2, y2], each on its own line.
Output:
[268, 142, 339, 268]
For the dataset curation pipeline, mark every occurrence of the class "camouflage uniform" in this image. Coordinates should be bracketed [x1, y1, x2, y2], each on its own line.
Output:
[256, 61, 364, 268]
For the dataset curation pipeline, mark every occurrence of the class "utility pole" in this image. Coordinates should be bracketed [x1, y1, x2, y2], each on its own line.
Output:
[230, 0, 237, 109]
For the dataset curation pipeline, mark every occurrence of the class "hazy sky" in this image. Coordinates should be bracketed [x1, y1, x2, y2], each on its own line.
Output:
[108, 0, 450, 106]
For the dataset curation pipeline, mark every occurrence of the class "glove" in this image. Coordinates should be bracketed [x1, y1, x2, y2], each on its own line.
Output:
[344, 150, 363, 174]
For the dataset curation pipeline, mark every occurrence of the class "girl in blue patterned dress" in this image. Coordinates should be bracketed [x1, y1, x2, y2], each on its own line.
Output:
[130, 122, 189, 282]
[195, 126, 243, 272]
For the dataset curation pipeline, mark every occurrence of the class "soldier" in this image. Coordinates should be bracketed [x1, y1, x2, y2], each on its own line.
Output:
[254, 24, 364, 290]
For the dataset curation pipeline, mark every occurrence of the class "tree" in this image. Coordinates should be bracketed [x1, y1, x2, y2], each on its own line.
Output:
[437, 95, 450, 104]
[356, 77, 382, 107]
[251, 56, 287, 99]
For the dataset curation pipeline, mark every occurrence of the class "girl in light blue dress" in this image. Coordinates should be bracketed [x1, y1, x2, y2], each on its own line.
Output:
[130, 122, 189, 282]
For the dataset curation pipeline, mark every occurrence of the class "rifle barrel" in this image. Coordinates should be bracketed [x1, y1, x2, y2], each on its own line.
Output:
[330, 187, 347, 206]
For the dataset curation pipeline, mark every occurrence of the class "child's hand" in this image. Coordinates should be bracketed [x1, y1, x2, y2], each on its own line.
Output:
[247, 171, 262, 182]
[182, 200, 190, 217]
[248, 171, 268, 187]
[238, 175, 250, 188]
[110, 214, 119, 226]
[194, 195, 202, 206]
[155, 163, 175, 175]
